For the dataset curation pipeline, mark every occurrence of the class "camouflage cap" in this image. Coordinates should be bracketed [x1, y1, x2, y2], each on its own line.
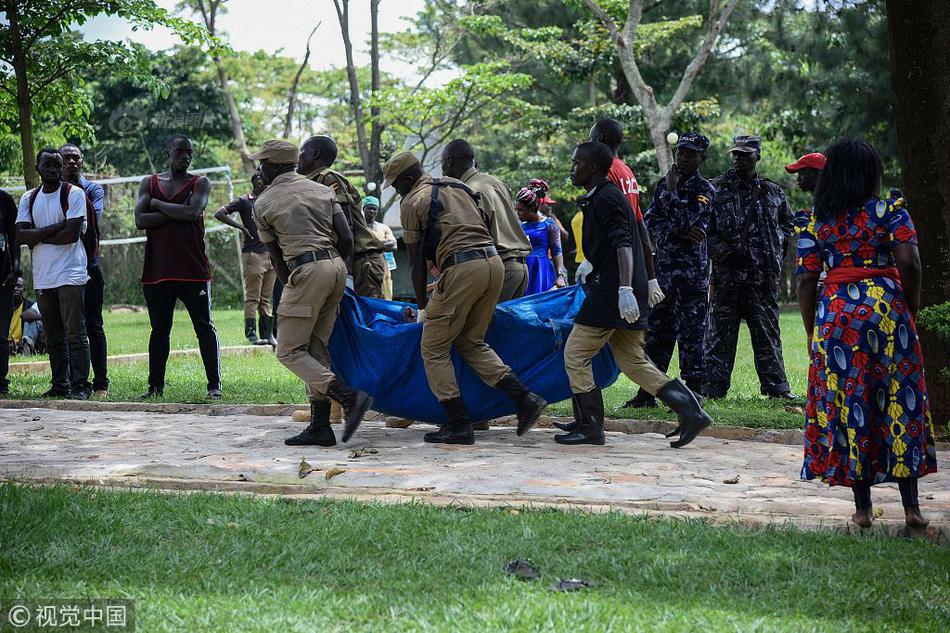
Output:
[731, 135, 762, 155]
[676, 131, 710, 153]
[382, 151, 421, 188]
[247, 139, 299, 164]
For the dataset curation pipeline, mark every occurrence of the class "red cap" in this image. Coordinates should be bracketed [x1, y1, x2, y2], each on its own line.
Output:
[540, 196, 556, 205]
[785, 152, 827, 173]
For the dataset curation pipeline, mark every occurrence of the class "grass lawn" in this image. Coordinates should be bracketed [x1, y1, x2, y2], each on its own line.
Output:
[1, 484, 947, 632]
[7, 308, 810, 428]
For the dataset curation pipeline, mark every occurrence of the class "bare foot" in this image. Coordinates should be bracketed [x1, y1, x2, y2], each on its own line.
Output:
[851, 509, 873, 528]
[904, 507, 930, 529]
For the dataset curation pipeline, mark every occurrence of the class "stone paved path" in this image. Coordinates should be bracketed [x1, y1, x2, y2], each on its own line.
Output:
[1, 406, 947, 533]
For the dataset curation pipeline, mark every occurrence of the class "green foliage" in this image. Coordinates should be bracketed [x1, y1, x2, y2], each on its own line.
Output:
[918, 302, 950, 342]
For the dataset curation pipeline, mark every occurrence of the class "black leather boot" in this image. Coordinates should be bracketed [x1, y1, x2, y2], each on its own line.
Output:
[285, 400, 336, 446]
[259, 314, 277, 346]
[656, 379, 713, 448]
[245, 318, 260, 344]
[424, 397, 475, 445]
[621, 388, 657, 409]
[554, 388, 605, 445]
[495, 373, 547, 436]
[552, 396, 581, 432]
[326, 378, 374, 443]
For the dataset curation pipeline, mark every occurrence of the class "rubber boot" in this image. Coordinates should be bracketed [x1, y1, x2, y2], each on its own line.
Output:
[657, 379, 713, 448]
[326, 378, 374, 443]
[621, 388, 657, 409]
[259, 314, 277, 346]
[495, 373, 547, 436]
[285, 400, 336, 446]
[554, 388, 605, 445]
[245, 318, 260, 344]
[553, 396, 582, 432]
[424, 397, 474, 445]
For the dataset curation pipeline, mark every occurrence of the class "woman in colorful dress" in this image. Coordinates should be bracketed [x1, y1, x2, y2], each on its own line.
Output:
[796, 137, 936, 529]
[516, 179, 567, 294]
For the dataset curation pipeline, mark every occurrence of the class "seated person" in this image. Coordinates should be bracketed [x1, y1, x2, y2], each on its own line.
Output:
[9, 278, 45, 356]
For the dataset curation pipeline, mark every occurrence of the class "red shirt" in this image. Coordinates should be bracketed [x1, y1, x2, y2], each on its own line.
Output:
[142, 174, 211, 285]
[608, 157, 642, 221]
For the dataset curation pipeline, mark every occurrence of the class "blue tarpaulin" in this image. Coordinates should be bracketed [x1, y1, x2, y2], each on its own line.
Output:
[328, 286, 620, 423]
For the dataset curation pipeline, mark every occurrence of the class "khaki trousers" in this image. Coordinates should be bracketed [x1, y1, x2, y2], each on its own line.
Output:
[499, 258, 528, 303]
[354, 253, 387, 299]
[565, 324, 671, 396]
[241, 251, 277, 319]
[421, 255, 510, 400]
[274, 258, 347, 400]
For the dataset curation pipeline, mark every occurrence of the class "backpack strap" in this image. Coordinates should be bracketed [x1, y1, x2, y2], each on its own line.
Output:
[59, 182, 71, 215]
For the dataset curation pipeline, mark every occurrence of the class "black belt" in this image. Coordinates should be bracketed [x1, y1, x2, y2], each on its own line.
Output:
[353, 250, 384, 260]
[503, 255, 526, 264]
[441, 246, 498, 271]
[287, 249, 335, 271]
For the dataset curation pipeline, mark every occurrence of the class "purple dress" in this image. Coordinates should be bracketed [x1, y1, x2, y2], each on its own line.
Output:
[521, 218, 560, 295]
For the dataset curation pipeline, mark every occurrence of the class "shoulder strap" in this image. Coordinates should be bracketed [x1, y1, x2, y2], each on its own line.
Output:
[60, 183, 71, 214]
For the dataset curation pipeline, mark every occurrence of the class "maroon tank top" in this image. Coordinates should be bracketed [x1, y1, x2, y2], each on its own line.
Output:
[142, 174, 211, 285]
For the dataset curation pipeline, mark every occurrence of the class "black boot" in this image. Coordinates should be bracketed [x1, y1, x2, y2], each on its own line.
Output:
[495, 373, 546, 436]
[245, 318, 260, 344]
[424, 397, 474, 445]
[326, 378, 373, 443]
[259, 314, 277, 346]
[554, 389, 605, 445]
[657, 379, 713, 448]
[285, 400, 336, 446]
[621, 388, 657, 409]
[553, 396, 582, 432]
[684, 379, 706, 406]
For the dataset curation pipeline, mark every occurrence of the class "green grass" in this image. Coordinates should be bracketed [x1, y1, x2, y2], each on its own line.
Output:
[7, 309, 810, 427]
[1, 484, 946, 632]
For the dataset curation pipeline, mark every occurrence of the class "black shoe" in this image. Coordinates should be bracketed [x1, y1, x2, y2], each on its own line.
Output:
[139, 387, 164, 399]
[66, 388, 91, 401]
[207, 388, 223, 400]
[657, 379, 713, 448]
[245, 318, 260, 344]
[327, 378, 373, 443]
[259, 314, 277, 346]
[495, 373, 546, 436]
[621, 389, 657, 409]
[768, 391, 799, 402]
[41, 388, 69, 399]
[285, 400, 336, 446]
[553, 395, 582, 432]
[424, 397, 474, 445]
[554, 389, 605, 445]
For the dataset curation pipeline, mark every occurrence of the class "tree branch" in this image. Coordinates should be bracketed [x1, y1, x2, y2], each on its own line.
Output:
[283, 21, 320, 139]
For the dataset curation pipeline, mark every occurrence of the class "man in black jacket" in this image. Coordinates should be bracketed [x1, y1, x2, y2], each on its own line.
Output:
[555, 142, 713, 448]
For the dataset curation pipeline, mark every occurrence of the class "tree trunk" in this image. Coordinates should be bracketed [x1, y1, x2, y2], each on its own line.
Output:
[213, 58, 254, 174]
[334, 0, 372, 183]
[885, 0, 950, 306]
[6, 1, 37, 188]
[283, 23, 320, 140]
[366, 0, 384, 189]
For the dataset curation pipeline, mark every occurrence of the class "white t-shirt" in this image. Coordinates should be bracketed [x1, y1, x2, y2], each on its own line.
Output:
[17, 185, 89, 289]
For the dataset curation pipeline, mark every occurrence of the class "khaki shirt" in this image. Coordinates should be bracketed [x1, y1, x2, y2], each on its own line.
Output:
[460, 166, 530, 259]
[305, 167, 383, 255]
[253, 171, 343, 260]
[400, 174, 493, 268]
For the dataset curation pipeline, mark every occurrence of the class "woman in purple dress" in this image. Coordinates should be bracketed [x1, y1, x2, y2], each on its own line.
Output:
[516, 180, 566, 295]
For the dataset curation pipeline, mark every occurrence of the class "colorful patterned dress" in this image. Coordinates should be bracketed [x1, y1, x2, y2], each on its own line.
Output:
[796, 197, 937, 487]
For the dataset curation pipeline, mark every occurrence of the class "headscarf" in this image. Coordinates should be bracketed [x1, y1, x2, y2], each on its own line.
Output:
[517, 178, 550, 212]
[361, 195, 380, 208]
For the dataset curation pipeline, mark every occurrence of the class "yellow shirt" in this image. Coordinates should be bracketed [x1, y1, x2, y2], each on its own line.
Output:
[571, 211, 585, 263]
[9, 302, 23, 343]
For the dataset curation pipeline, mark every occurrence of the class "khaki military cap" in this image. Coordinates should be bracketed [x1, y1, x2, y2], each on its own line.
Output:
[248, 139, 299, 164]
[382, 151, 421, 188]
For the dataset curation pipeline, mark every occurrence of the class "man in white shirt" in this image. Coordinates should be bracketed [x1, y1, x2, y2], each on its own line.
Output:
[16, 148, 91, 399]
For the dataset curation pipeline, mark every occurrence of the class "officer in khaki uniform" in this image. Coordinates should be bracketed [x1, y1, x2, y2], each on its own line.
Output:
[250, 139, 373, 447]
[440, 139, 531, 301]
[298, 135, 387, 298]
[384, 151, 545, 445]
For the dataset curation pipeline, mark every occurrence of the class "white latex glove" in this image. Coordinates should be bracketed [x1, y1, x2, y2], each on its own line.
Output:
[647, 278, 665, 308]
[618, 286, 641, 323]
[416, 308, 426, 323]
[345, 275, 354, 290]
[575, 259, 593, 284]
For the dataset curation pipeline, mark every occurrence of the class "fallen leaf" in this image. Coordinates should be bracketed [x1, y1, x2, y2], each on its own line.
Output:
[206, 518, 216, 526]
[411, 486, 434, 492]
[298, 458, 316, 479]
[873, 508, 884, 518]
[784, 406, 805, 415]
[507, 509, 520, 515]
[504, 559, 540, 580]
[723, 475, 740, 484]
[227, 522, 239, 529]
[551, 578, 594, 592]
[325, 466, 345, 481]
[348, 447, 376, 459]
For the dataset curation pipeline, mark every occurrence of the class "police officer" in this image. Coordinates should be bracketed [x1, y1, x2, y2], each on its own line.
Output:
[704, 135, 795, 401]
[384, 151, 545, 445]
[555, 142, 712, 448]
[251, 140, 373, 446]
[625, 132, 715, 408]
[440, 139, 531, 302]
[297, 135, 387, 298]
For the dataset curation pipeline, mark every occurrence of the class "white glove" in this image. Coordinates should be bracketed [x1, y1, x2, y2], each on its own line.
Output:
[416, 308, 426, 323]
[618, 286, 641, 323]
[575, 259, 593, 284]
[647, 278, 665, 307]
[345, 275, 354, 290]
